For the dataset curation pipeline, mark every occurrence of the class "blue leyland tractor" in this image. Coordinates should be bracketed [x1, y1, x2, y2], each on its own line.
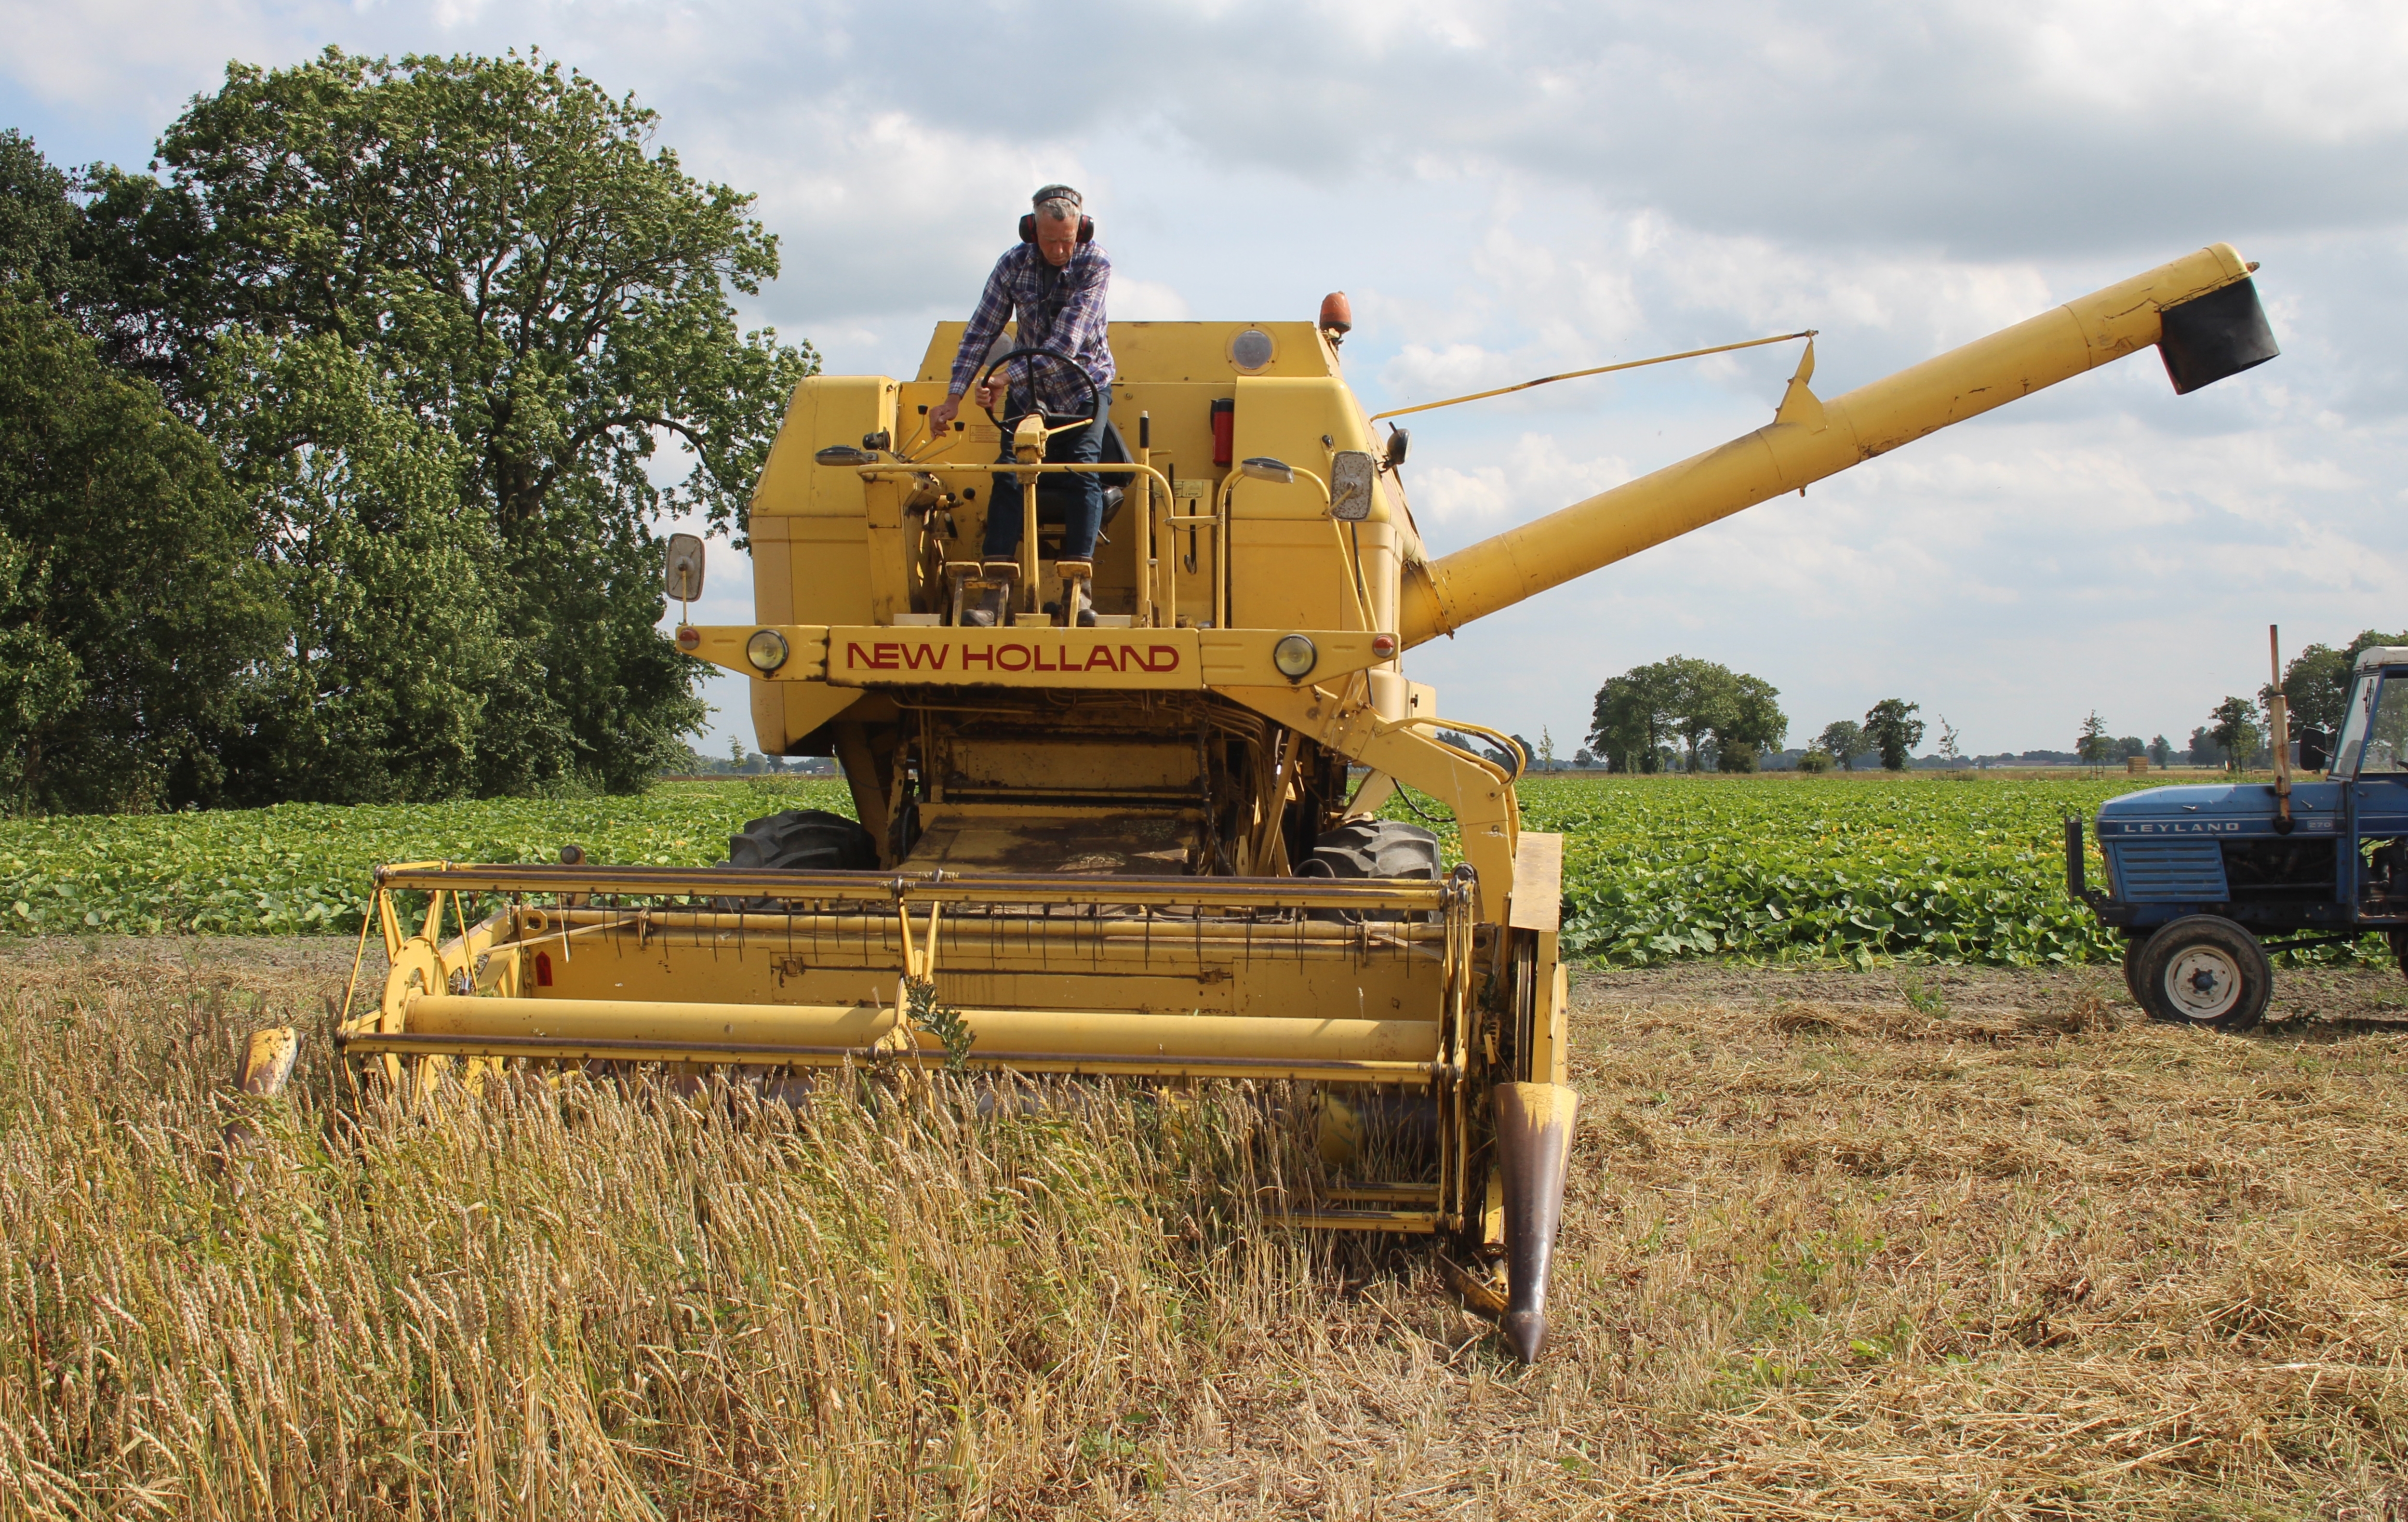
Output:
[2069, 644, 2408, 1031]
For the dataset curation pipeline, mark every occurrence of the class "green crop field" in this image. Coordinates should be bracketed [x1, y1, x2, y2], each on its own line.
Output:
[4, 771, 2370, 967]
[1518, 774, 2149, 967]
[0, 779, 850, 936]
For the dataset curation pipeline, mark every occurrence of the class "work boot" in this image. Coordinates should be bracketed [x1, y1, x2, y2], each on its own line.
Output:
[1057, 560, 1097, 627]
[961, 561, 1017, 627]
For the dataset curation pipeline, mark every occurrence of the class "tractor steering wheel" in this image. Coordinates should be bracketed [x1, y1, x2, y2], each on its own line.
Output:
[977, 346, 1101, 435]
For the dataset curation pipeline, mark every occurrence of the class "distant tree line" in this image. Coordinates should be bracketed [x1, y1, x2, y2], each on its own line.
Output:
[669, 740, 835, 777]
[1571, 627, 2406, 783]
[0, 51, 815, 814]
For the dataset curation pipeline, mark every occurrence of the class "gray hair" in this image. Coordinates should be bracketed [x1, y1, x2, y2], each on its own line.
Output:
[1035, 196, 1080, 225]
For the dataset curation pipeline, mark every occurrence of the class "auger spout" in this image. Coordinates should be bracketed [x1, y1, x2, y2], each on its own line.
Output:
[1397, 242, 2275, 648]
[1495, 1081, 1579, 1363]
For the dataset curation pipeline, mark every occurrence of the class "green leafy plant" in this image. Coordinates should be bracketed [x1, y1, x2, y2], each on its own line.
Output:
[1897, 970, 1948, 1015]
[904, 975, 975, 1068]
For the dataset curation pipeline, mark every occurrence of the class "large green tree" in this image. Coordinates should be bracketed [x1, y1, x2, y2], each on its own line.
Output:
[0, 286, 282, 813]
[1715, 672, 1787, 773]
[0, 130, 96, 309]
[84, 49, 818, 792]
[2209, 696, 2261, 774]
[1589, 665, 1674, 773]
[1863, 698, 1925, 771]
[2269, 631, 2407, 735]
[201, 334, 510, 803]
[1816, 719, 1867, 771]
[1589, 656, 1786, 773]
[2075, 711, 2111, 774]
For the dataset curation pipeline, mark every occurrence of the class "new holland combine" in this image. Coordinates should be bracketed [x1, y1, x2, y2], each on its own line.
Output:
[289, 243, 2275, 1362]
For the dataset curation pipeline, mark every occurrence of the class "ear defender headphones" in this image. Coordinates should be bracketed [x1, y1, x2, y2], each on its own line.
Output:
[1019, 184, 1096, 245]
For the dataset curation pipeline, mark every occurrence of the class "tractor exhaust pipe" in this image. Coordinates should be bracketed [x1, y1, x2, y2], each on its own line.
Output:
[1398, 244, 2274, 647]
[1494, 1081, 1579, 1363]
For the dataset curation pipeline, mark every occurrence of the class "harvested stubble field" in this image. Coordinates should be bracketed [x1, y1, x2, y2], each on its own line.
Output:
[6, 940, 2408, 1518]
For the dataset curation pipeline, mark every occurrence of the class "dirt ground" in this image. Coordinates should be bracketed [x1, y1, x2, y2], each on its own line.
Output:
[9, 939, 2408, 1518]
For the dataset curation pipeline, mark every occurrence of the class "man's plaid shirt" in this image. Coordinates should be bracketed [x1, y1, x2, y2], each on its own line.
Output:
[949, 242, 1114, 417]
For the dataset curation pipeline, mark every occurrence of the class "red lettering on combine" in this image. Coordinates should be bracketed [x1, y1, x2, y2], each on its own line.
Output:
[1034, 645, 1058, 672]
[871, 642, 901, 670]
[903, 642, 949, 671]
[1119, 645, 1144, 671]
[846, 642, 873, 668]
[1148, 645, 1180, 672]
[962, 645, 993, 670]
[1084, 646, 1119, 672]
[996, 644, 1031, 672]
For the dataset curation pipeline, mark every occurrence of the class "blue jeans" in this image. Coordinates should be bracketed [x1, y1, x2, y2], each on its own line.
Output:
[984, 385, 1110, 562]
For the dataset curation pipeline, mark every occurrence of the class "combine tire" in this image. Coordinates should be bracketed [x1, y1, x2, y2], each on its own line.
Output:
[1298, 820, 1441, 921]
[717, 810, 877, 909]
[724, 809, 879, 871]
[2133, 914, 2270, 1032]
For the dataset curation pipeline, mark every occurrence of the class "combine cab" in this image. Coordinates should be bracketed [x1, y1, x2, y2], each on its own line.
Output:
[325, 244, 2277, 1361]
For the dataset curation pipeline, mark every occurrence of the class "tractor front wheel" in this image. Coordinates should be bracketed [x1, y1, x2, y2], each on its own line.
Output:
[2122, 933, 2154, 1014]
[2134, 915, 2271, 1033]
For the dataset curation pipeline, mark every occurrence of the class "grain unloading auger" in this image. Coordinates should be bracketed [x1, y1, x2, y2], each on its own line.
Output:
[324, 244, 2275, 1363]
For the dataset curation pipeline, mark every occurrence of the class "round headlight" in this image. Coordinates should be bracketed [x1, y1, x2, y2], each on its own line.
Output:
[745, 628, 789, 672]
[1272, 633, 1317, 680]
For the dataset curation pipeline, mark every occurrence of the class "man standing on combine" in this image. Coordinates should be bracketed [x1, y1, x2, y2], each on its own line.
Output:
[929, 185, 1113, 627]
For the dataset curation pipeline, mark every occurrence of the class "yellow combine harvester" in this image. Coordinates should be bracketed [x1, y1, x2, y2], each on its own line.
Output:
[317, 243, 2275, 1362]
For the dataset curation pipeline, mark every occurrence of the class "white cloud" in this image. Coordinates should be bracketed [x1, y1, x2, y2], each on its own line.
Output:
[1109, 277, 1190, 321]
[1412, 434, 1633, 526]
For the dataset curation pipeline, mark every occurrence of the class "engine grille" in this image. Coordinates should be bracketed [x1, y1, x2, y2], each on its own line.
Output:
[2108, 840, 2229, 902]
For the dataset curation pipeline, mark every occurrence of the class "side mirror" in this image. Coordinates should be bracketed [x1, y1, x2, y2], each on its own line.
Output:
[2299, 726, 2331, 773]
[1329, 450, 1376, 521]
[1238, 455, 1294, 484]
[1383, 427, 1410, 470]
[664, 532, 706, 604]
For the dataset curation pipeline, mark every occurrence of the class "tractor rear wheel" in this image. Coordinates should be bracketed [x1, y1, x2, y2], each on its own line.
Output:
[2134, 914, 2271, 1032]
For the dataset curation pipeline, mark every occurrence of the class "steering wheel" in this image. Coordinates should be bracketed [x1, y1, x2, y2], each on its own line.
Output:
[977, 346, 1101, 435]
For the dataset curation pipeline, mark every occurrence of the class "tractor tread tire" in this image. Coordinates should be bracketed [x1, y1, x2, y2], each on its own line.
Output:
[1298, 819, 1443, 882]
[2123, 934, 2157, 1015]
[1297, 820, 1442, 923]
[716, 810, 878, 909]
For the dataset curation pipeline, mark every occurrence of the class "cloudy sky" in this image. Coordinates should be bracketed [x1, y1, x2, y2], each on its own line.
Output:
[7, 0, 2403, 759]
